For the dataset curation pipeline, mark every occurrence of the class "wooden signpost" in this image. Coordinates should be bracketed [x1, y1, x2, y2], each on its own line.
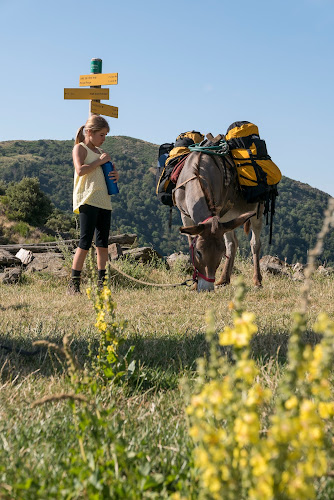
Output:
[64, 58, 118, 118]
[79, 73, 118, 87]
[64, 88, 109, 100]
[90, 101, 118, 118]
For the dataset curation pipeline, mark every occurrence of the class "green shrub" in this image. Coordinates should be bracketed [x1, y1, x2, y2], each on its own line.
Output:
[12, 221, 30, 237]
[5, 177, 53, 225]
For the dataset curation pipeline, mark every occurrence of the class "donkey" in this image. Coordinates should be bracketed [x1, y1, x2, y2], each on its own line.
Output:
[173, 150, 263, 291]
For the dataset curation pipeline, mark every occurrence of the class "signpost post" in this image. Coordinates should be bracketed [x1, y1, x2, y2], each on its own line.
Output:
[89, 57, 102, 117]
[64, 58, 118, 119]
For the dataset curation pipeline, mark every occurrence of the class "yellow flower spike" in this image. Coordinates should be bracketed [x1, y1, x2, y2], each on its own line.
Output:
[300, 399, 317, 418]
[285, 395, 298, 410]
[246, 384, 270, 406]
[195, 447, 209, 467]
[318, 402, 334, 419]
[189, 425, 200, 439]
[219, 326, 234, 346]
[314, 313, 333, 333]
[220, 465, 230, 481]
[250, 453, 269, 477]
[303, 345, 312, 360]
[313, 344, 324, 362]
[235, 359, 258, 384]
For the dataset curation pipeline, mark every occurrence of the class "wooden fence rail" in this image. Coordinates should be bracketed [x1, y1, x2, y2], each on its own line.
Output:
[0, 234, 137, 254]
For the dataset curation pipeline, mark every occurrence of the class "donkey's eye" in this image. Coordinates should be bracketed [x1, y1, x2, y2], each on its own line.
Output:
[196, 250, 202, 259]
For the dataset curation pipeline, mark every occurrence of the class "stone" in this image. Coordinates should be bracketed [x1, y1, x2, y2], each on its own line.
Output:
[317, 265, 334, 276]
[166, 252, 192, 273]
[25, 252, 67, 278]
[121, 247, 163, 263]
[0, 249, 21, 267]
[260, 255, 289, 275]
[108, 243, 123, 260]
[0, 267, 22, 284]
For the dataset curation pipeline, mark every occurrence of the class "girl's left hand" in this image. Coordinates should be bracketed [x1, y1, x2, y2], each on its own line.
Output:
[108, 164, 119, 183]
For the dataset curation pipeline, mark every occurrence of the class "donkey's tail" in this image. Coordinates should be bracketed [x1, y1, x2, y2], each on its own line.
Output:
[244, 220, 251, 236]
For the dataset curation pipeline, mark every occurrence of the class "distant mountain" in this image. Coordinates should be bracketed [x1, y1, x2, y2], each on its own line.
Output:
[0, 136, 333, 263]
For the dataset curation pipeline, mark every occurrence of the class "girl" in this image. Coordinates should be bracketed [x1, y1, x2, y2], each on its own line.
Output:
[69, 115, 119, 293]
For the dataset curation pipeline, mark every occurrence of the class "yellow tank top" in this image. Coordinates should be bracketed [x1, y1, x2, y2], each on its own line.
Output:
[73, 142, 113, 214]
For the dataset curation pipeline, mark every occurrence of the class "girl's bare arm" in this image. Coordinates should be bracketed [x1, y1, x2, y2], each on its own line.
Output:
[73, 144, 111, 176]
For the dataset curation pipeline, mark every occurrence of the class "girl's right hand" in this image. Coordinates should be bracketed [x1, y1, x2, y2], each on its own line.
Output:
[99, 152, 111, 164]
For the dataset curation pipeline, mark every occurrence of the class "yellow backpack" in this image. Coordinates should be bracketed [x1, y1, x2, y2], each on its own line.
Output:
[175, 130, 204, 145]
[165, 131, 204, 167]
[226, 121, 281, 203]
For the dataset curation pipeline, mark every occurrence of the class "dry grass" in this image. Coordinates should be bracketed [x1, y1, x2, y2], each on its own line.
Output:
[1, 257, 333, 367]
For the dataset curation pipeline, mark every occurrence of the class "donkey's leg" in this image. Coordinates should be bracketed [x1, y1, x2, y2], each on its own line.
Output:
[180, 213, 198, 290]
[180, 214, 194, 246]
[216, 230, 238, 286]
[250, 213, 263, 287]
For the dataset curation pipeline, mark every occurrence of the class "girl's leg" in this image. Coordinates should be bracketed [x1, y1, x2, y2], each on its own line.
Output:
[96, 246, 109, 270]
[72, 247, 89, 271]
[95, 208, 111, 272]
[95, 208, 112, 288]
[69, 205, 98, 293]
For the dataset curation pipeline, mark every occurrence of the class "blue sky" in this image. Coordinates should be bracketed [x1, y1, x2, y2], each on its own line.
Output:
[1, 0, 333, 196]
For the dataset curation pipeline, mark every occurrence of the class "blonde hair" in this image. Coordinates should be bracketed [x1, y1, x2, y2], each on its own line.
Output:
[75, 115, 110, 144]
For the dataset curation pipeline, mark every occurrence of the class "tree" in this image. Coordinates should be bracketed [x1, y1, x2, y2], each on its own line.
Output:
[4, 177, 53, 226]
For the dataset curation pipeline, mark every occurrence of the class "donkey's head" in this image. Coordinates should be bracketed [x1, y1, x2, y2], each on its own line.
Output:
[180, 212, 255, 291]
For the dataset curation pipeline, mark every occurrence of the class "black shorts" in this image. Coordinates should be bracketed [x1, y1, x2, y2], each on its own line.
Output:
[78, 204, 111, 250]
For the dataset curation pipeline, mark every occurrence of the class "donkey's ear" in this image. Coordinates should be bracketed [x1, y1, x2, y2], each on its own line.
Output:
[219, 211, 256, 232]
[179, 224, 205, 236]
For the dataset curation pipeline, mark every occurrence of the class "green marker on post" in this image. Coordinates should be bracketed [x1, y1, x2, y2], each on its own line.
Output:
[90, 58, 102, 74]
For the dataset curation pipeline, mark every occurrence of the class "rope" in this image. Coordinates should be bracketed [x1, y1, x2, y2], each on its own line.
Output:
[107, 260, 194, 288]
[188, 139, 230, 156]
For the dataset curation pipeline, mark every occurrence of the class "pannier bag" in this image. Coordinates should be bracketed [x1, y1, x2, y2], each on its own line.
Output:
[226, 121, 282, 243]
[156, 131, 204, 206]
[225, 121, 282, 203]
[156, 142, 175, 207]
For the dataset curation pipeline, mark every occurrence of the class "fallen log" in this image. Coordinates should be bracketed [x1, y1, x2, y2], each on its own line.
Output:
[0, 234, 137, 254]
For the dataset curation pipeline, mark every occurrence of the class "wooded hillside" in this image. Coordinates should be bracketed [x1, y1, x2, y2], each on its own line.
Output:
[0, 136, 333, 263]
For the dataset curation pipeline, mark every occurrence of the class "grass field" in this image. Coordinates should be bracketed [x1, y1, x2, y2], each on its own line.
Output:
[1, 254, 334, 499]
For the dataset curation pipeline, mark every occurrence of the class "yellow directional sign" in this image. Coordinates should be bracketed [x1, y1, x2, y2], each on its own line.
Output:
[64, 88, 109, 100]
[79, 73, 118, 87]
[90, 101, 118, 118]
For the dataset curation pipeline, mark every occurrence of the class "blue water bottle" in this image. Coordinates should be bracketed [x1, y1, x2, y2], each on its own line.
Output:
[101, 161, 119, 195]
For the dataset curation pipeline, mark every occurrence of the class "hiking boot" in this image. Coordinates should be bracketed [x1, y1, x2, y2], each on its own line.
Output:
[67, 277, 81, 295]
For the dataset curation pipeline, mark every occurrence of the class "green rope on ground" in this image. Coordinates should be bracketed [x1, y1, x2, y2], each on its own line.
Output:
[188, 139, 230, 156]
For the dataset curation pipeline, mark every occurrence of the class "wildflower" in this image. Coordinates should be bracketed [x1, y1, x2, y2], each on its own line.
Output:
[314, 313, 334, 333]
[318, 402, 334, 419]
[235, 359, 258, 384]
[219, 312, 257, 348]
[234, 412, 260, 446]
[285, 395, 298, 410]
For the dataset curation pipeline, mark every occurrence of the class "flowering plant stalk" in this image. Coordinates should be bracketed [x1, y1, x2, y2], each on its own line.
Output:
[86, 258, 135, 384]
[187, 277, 334, 500]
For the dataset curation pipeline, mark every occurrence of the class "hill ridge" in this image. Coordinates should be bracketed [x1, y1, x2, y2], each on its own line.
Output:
[0, 136, 333, 263]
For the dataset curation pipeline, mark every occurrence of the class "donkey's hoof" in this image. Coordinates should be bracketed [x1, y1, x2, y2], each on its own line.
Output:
[215, 279, 230, 287]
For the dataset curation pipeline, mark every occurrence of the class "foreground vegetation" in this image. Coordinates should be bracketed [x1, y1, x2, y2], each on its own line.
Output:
[1, 223, 334, 499]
